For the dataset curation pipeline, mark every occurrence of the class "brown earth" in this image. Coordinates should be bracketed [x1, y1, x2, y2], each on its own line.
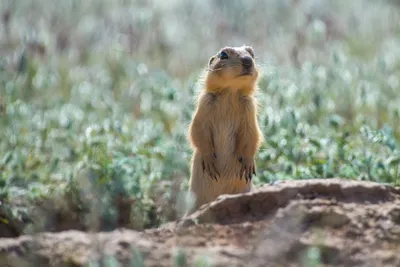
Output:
[1, 178, 400, 267]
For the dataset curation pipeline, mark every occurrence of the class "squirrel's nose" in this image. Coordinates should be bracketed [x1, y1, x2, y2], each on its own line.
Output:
[241, 56, 253, 68]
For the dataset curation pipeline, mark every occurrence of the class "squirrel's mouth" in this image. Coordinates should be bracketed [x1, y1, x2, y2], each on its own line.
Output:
[237, 65, 254, 77]
[237, 72, 253, 77]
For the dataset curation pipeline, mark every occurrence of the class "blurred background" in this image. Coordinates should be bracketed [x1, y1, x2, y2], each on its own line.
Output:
[1, 0, 400, 234]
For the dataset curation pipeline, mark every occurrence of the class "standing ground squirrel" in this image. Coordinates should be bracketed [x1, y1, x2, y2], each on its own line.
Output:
[187, 45, 263, 214]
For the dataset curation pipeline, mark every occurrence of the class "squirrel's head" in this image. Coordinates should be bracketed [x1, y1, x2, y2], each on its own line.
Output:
[205, 45, 259, 95]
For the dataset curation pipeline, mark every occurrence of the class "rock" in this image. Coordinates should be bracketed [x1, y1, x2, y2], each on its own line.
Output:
[0, 178, 399, 267]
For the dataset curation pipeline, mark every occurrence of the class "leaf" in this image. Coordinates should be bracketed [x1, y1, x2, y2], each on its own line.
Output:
[1, 151, 13, 166]
[308, 138, 321, 149]
[328, 114, 344, 129]
[387, 157, 400, 167]
[103, 255, 121, 267]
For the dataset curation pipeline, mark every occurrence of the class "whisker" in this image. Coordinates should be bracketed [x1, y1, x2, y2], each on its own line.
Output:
[207, 63, 243, 73]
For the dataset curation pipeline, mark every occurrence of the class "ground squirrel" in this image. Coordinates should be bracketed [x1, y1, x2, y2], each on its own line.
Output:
[187, 45, 263, 214]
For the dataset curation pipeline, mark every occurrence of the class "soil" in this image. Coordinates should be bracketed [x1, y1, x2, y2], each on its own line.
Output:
[1, 178, 400, 267]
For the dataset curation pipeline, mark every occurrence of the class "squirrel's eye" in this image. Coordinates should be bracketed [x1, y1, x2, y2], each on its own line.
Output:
[220, 51, 228, 59]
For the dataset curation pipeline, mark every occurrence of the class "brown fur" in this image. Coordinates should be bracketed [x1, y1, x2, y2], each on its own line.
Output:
[186, 45, 263, 214]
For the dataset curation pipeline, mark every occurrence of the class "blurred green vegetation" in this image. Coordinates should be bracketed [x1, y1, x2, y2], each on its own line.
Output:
[0, 0, 400, 233]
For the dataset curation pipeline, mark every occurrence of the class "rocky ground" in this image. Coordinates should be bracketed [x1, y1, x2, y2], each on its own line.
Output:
[1, 178, 400, 267]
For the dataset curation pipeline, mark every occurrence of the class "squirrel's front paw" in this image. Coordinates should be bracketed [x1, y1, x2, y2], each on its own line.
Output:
[202, 153, 219, 181]
[238, 156, 256, 183]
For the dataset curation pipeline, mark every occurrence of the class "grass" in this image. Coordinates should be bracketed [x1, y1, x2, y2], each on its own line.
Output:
[0, 0, 400, 234]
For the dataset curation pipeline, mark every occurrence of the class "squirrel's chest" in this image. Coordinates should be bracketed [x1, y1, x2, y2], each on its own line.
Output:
[211, 96, 245, 138]
[212, 93, 246, 119]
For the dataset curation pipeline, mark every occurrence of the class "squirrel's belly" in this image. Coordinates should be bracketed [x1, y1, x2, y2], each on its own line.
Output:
[213, 123, 239, 178]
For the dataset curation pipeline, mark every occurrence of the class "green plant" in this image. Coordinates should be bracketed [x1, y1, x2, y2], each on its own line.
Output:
[0, 0, 399, 235]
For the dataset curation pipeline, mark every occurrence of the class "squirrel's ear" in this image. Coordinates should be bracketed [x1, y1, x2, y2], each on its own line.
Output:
[208, 55, 216, 66]
[244, 46, 254, 58]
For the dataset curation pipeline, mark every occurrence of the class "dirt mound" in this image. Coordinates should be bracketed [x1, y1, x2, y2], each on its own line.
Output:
[1, 178, 400, 267]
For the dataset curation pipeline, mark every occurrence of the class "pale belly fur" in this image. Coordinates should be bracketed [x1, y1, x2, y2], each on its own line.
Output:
[188, 92, 253, 210]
